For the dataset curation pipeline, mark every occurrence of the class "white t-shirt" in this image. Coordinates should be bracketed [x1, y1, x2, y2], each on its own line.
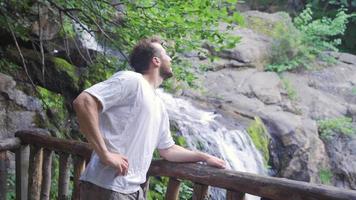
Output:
[80, 71, 175, 194]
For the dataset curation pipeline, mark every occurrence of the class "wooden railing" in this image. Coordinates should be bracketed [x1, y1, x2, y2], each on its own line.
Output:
[1, 130, 356, 200]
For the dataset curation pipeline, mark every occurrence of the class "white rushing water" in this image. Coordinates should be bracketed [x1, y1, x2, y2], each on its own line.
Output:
[158, 90, 266, 200]
[74, 22, 104, 52]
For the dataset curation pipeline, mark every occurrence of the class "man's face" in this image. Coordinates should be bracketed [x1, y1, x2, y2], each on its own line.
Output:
[153, 43, 173, 80]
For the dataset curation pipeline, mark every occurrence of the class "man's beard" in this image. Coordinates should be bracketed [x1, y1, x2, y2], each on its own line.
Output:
[160, 65, 173, 80]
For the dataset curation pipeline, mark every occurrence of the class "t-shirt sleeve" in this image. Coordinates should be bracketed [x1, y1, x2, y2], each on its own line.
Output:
[84, 73, 139, 113]
[157, 109, 175, 149]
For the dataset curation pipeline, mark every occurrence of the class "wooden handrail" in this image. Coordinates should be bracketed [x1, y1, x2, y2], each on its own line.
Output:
[0, 130, 356, 200]
[148, 160, 356, 200]
[15, 130, 92, 159]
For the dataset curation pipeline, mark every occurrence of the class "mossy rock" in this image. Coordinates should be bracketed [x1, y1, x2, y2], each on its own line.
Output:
[5, 47, 81, 99]
[52, 57, 79, 84]
[247, 116, 271, 166]
[243, 11, 297, 39]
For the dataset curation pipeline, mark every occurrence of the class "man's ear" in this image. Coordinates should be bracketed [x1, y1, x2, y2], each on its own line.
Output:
[152, 56, 160, 65]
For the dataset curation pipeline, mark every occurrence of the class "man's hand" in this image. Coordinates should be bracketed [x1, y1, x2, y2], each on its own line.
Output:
[205, 155, 226, 169]
[101, 151, 129, 176]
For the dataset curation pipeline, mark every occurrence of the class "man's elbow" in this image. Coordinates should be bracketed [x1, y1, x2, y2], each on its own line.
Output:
[72, 93, 84, 112]
[158, 148, 171, 161]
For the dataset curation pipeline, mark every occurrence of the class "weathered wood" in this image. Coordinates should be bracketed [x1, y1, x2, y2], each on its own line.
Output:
[0, 151, 8, 200]
[28, 146, 43, 200]
[40, 149, 53, 200]
[0, 137, 21, 151]
[192, 183, 208, 200]
[148, 160, 356, 200]
[72, 156, 86, 200]
[226, 190, 245, 200]
[58, 153, 70, 200]
[15, 130, 92, 160]
[16, 145, 29, 200]
[165, 178, 181, 200]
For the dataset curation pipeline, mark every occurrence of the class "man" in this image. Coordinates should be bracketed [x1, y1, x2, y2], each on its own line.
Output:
[73, 37, 226, 200]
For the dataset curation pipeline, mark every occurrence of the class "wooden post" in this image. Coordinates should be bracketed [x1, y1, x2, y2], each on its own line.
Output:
[16, 145, 29, 200]
[72, 156, 86, 200]
[58, 153, 70, 200]
[28, 146, 43, 200]
[192, 183, 209, 200]
[40, 149, 53, 200]
[165, 178, 181, 200]
[226, 190, 246, 200]
[0, 151, 8, 200]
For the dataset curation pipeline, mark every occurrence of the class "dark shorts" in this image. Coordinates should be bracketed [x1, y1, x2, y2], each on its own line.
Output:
[80, 181, 145, 200]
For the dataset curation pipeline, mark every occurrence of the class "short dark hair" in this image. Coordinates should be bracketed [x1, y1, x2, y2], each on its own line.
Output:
[129, 36, 163, 74]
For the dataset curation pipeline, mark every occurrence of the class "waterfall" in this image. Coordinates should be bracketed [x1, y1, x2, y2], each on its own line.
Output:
[158, 90, 266, 200]
[74, 22, 104, 52]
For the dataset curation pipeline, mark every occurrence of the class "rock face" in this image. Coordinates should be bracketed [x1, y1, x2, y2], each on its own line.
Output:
[0, 73, 45, 139]
[182, 10, 356, 189]
[197, 67, 330, 183]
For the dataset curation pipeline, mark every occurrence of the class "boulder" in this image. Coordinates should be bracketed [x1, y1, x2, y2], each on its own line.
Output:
[0, 73, 45, 139]
[204, 27, 273, 70]
[324, 135, 356, 189]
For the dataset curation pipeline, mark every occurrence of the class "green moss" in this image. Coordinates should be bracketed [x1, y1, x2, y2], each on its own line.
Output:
[244, 13, 293, 38]
[52, 57, 79, 84]
[281, 77, 298, 101]
[0, 58, 21, 76]
[318, 117, 356, 140]
[36, 86, 69, 138]
[247, 116, 270, 166]
[319, 168, 333, 185]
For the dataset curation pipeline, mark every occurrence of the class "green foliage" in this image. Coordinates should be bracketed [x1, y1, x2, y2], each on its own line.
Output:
[246, 117, 270, 166]
[36, 86, 70, 138]
[147, 176, 168, 200]
[6, 172, 15, 200]
[59, 17, 76, 38]
[162, 57, 198, 92]
[37, 86, 67, 118]
[306, 0, 356, 54]
[319, 168, 333, 185]
[266, 6, 352, 72]
[294, 7, 349, 53]
[0, 1, 31, 41]
[83, 54, 123, 88]
[0, 0, 242, 88]
[281, 77, 298, 101]
[318, 117, 356, 140]
[147, 177, 193, 200]
[352, 87, 356, 95]
[49, 154, 74, 199]
[0, 58, 21, 76]
[50, 154, 60, 199]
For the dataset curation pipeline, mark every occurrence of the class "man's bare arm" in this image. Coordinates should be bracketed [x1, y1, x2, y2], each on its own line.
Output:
[73, 92, 129, 176]
[158, 145, 226, 169]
